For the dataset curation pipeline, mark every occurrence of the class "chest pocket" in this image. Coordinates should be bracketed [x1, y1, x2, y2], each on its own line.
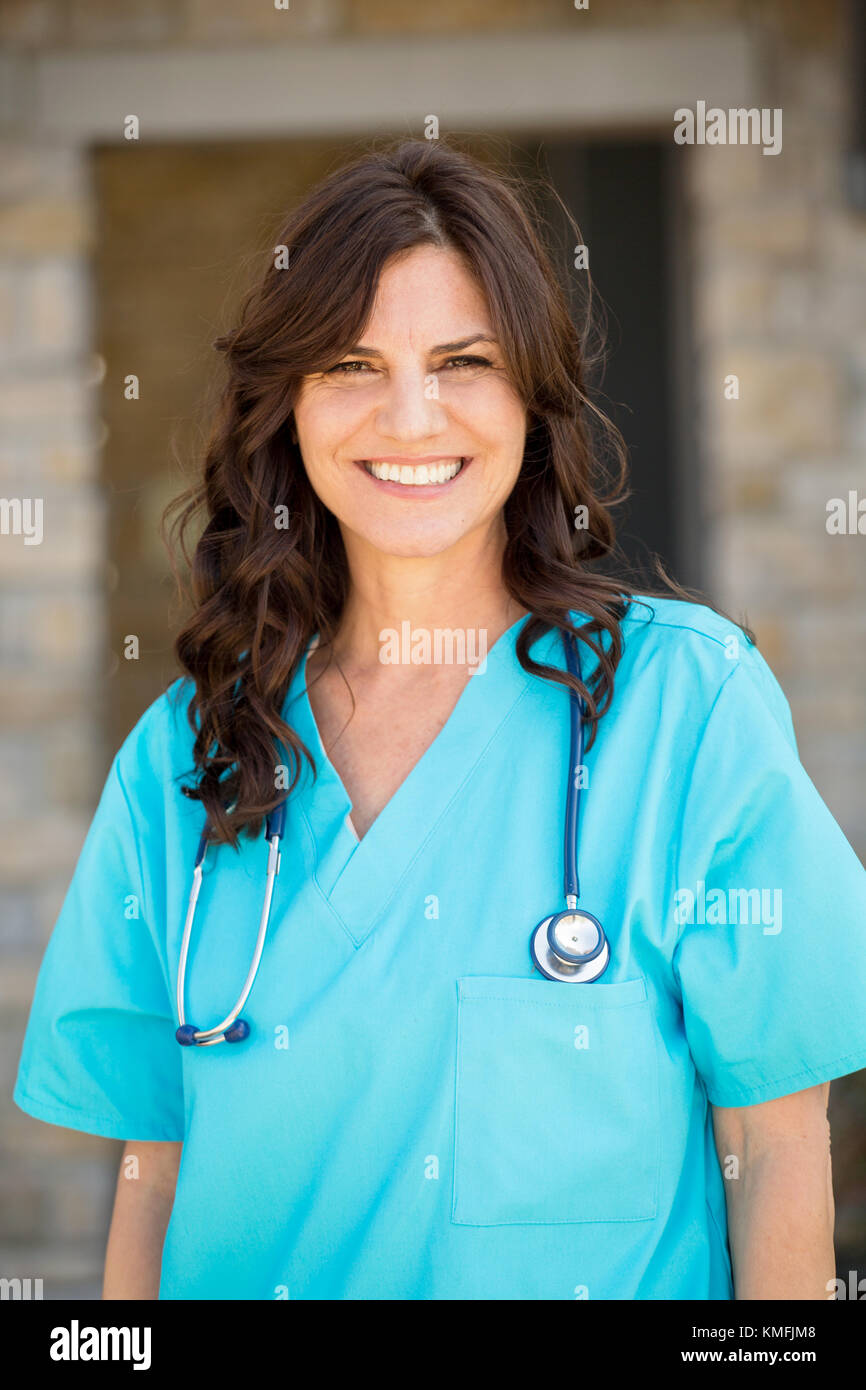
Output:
[452, 975, 660, 1225]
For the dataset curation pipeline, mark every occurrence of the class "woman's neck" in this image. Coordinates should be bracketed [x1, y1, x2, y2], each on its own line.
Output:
[327, 527, 527, 676]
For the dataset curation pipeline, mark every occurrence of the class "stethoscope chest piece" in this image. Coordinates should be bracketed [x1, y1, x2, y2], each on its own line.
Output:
[530, 908, 610, 983]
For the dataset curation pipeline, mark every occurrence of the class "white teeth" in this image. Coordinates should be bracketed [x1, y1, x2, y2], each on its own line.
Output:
[364, 458, 465, 485]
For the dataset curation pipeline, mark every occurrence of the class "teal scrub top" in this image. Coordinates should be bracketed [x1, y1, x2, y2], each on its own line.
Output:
[14, 596, 866, 1300]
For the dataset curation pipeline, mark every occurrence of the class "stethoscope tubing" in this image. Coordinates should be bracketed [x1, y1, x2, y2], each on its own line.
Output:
[176, 803, 286, 1046]
[562, 627, 584, 907]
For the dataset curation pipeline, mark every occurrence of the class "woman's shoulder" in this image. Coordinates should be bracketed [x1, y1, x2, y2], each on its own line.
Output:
[587, 592, 796, 746]
[620, 591, 748, 652]
[111, 675, 199, 810]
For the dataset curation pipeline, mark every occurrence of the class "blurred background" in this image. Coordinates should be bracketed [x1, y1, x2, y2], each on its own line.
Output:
[1, 0, 865, 1298]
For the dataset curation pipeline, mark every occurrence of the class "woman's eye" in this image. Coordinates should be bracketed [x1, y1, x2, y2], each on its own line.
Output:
[444, 355, 493, 371]
[326, 360, 373, 375]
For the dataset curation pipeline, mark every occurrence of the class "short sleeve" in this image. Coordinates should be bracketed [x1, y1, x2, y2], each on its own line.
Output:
[13, 750, 185, 1141]
[672, 652, 866, 1107]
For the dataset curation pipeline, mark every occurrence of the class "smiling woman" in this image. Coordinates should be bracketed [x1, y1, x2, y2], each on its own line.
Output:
[13, 137, 866, 1303]
[163, 136, 639, 851]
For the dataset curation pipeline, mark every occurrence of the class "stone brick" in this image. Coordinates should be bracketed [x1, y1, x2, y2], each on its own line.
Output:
[795, 689, 866, 734]
[715, 516, 865, 605]
[43, 439, 99, 484]
[0, 144, 85, 202]
[686, 142, 764, 207]
[822, 215, 866, 278]
[0, 491, 106, 583]
[183, 0, 345, 42]
[0, 435, 97, 490]
[0, 268, 16, 341]
[67, 0, 180, 44]
[0, 374, 91, 428]
[0, 1240, 105, 1299]
[0, 955, 44, 1002]
[2, 1087, 121, 1161]
[0, 260, 89, 369]
[48, 1161, 114, 1242]
[703, 201, 815, 263]
[728, 473, 780, 511]
[344, 0, 566, 34]
[704, 349, 841, 460]
[0, 1, 64, 47]
[786, 458, 866, 518]
[26, 259, 89, 359]
[695, 265, 774, 342]
[0, 1179, 46, 1242]
[0, 675, 98, 729]
[766, 271, 821, 341]
[0, 809, 95, 884]
[0, 198, 94, 257]
[819, 275, 866, 343]
[0, 739, 45, 822]
[742, 614, 787, 673]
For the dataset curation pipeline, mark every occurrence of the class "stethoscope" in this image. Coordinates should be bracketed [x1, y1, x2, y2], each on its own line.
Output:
[175, 801, 287, 1047]
[528, 628, 610, 984]
[175, 626, 609, 1046]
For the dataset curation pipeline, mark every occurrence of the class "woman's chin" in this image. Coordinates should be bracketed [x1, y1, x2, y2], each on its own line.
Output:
[348, 518, 480, 560]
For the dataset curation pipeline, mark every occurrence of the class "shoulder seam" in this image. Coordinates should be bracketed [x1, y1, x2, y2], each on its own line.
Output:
[621, 598, 753, 653]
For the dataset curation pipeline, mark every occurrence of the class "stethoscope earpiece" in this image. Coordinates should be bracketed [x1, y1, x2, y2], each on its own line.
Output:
[175, 1018, 250, 1047]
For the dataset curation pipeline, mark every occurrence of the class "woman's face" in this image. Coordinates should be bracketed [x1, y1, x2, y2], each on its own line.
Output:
[292, 244, 527, 559]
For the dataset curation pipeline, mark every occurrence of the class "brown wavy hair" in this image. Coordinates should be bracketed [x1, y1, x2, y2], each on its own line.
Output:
[163, 135, 745, 849]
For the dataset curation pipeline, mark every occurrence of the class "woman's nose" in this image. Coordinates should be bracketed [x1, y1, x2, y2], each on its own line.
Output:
[374, 367, 449, 440]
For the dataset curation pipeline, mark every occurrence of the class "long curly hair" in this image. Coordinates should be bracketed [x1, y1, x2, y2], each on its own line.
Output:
[163, 136, 738, 849]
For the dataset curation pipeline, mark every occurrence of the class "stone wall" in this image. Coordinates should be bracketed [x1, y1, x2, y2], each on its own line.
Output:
[0, 136, 114, 1294]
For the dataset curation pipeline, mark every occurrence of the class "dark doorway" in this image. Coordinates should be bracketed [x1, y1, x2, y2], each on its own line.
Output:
[510, 137, 696, 591]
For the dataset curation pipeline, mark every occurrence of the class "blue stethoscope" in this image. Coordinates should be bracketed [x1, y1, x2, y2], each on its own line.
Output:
[528, 628, 610, 984]
[175, 626, 609, 1046]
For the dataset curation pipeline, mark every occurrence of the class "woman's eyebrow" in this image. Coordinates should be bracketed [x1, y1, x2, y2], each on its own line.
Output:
[342, 334, 499, 357]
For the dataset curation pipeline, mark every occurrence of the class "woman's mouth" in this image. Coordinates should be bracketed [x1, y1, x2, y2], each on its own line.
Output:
[357, 457, 471, 488]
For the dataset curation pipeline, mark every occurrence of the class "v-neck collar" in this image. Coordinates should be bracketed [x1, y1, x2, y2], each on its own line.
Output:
[280, 612, 582, 946]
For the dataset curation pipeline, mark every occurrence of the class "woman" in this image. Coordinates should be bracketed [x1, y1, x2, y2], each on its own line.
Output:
[14, 138, 866, 1301]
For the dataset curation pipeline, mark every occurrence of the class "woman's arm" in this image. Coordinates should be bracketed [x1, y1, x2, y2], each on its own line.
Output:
[711, 1083, 834, 1299]
[102, 1140, 183, 1299]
